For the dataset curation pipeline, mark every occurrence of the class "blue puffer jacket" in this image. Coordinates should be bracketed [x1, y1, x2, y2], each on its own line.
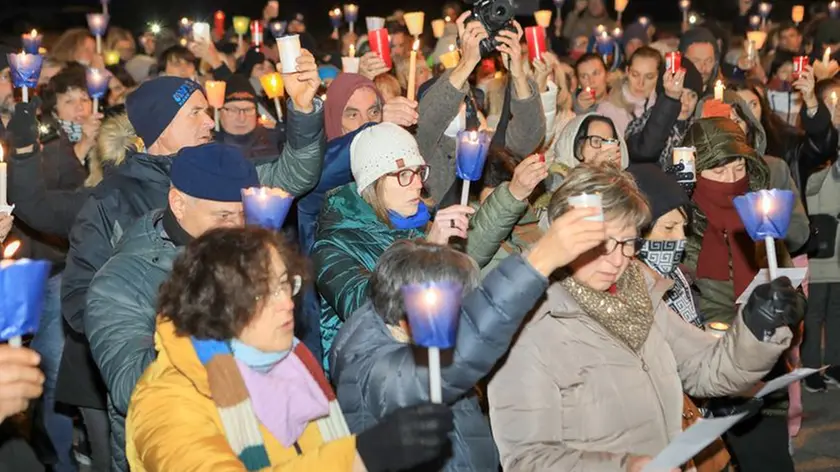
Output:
[330, 254, 549, 471]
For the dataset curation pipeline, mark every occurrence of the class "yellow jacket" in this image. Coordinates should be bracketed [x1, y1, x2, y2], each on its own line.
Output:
[126, 318, 359, 471]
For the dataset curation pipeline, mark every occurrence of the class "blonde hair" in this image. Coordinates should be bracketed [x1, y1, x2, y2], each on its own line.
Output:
[548, 162, 650, 230]
[86, 114, 142, 187]
[50, 28, 94, 64]
[105, 27, 136, 55]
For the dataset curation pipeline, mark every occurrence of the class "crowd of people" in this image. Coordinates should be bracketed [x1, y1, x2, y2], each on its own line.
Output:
[0, 0, 838, 470]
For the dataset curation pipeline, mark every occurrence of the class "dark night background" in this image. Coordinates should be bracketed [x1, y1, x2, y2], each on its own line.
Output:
[0, 0, 826, 42]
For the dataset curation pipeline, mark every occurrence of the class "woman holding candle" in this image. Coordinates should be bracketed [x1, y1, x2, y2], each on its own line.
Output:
[489, 162, 801, 472]
[126, 227, 454, 472]
[312, 123, 531, 370]
[596, 47, 666, 137]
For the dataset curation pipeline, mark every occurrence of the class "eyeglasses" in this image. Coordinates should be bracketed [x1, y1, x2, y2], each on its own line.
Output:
[601, 237, 643, 257]
[582, 135, 620, 149]
[255, 275, 303, 302]
[221, 106, 257, 116]
[388, 165, 430, 187]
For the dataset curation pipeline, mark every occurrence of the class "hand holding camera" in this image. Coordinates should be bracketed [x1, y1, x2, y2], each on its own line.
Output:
[495, 21, 525, 79]
[456, 12, 488, 70]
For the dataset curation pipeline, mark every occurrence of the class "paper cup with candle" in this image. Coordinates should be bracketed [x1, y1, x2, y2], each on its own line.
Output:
[793, 56, 809, 80]
[525, 26, 547, 62]
[277, 35, 303, 74]
[233, 16, 250, 36]
[86, 67, 111, 112]
[329, 9, 343, 30]
[366, 16, 385, 32]
[456, 130, 491, 182]
[22, 30, 42, 55]
[7, 52, 43, 90]
[344, 4, 359, 25]
[178, 18, 193, 38]
[401, 281, 463, 349]
[746, 31, 767, 50]
[733, 189, 796, 280]
[404, 12, 425, 37]
[665, 51, 681, 74]
[534, 10, 552, 28]
[214, 11, 226, 38]
[205, 80, 226, 131]
[440, 45, 460, 69]
[832, 1, 840, 19]
[431, 19, 446, 38]
[706, 322, 730, 338]
[368, 28, 392, 69]
[87, 13, 109, 37]
[792, 5, 805, 24]
[270, 21, 288, 39]
[342, 56, 361, 73]
[0, 241, 51, 344]
[260, 73, 284, 99]
[242, 187, 295, 230]
[192, 22, 212, 43]
[569, 193, 604, 222]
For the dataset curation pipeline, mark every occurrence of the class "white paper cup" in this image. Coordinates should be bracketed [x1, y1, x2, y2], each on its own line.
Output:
[706, 322, 730, 338]
[342, 57, 360, 73]
[277, 34, 302, 74]
[672, 146, 696, 175]
[192, 22, 211, 43]
[568, 194, 604, 222]
[366, 16, 386, 31]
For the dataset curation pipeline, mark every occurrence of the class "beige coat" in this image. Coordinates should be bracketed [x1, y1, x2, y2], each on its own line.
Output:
[488, 263, 792, 471]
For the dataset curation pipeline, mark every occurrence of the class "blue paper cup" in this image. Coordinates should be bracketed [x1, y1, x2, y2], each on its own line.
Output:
[455, 130, 492, 182]
[733, 189, 796, 241]
[86, 68, 112, 100]
[242, 187, 295, 230]
[401, 281, 463, 349]
[7, 53, 43, 89]
[0, 259, 51, 341]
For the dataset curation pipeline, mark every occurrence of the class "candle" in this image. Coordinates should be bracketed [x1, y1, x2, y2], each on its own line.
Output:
[21, 30, 42, 55]
[749, 15, 761, 30]
[456, 130, 492, 205]
[831, 91, 838, 110]
[733, 189, 797, 282]
[671, 147, 696, 183]
[179, 17, 193, 38]
[104, 50, 120, 66]
[432, 19, 446, 38]
[612, 27, 623, 40]
[0, 146, 6, 207]
[525, 26, 547, 62]
[87, 13, 109, 53]
[366, 16, 386, 32]
[707, 322, 730, 338]
[760, 193, 778, 279]
[585, 86, 596, 99]
[407, 40, 419, 101]
[0, 241, 52, 347]
[832, 1, 840, 19]
[329, 8, 343, 32]
[824, 47, 832, 65]
[746, 40, 757, 66]
[747, 30, 767, 50]
[214, 11, 226, 39]
[368, 28, 392, 69]
[534, 10, 552, 28]
[595, 24, 607, 35]
[758, 2, 772, 18]
[440, 44, 460, 69]
[344, 4, 359, 33]
[7, 52, 43, 103]
[250, 20, 264, 50]
[241, 187, 295, 230]
[679, 0, 691, 23]
[342, 56, 360, 73]
[86, 67, 111, 113]
[277, 35, 302, 74]
[792, 5, 804, 24]
[614, 0, 628, 23]
[205, 81, 226, 132]
[689, 13, 699, 25]
[596, 31, 614, 65]
[233, 16, 250, 46]
[349, 44, 356, 58]
[192, 22, 211, 44]
[568, 193, 604, 221]
[445, 15, 452, 23]
[148, 23, 162, 35]
[714, 80, 725, 101]
[269, 21, 288, 39]
[260, 73, 285, 121]
[638, 16, 650, 27]
[404, 12, 425, 37]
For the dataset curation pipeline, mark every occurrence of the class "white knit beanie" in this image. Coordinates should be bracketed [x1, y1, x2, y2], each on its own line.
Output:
[350, 122, 427, 194]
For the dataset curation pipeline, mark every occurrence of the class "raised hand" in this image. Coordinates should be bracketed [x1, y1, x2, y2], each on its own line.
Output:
[509, 154, 549, 201]
[281, 49, 319, 113]
[426, 205, 476, 244]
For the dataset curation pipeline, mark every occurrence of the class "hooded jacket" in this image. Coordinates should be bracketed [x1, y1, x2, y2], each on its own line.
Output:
[324, 74, 383, 142]
[85, 209, 179, 471]
[548, 113, 630, 190]
[331, 254, 548, 472]
[679, 27, 721, 97]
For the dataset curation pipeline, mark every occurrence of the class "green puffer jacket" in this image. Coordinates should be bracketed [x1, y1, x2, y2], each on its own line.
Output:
[313, 182, 528, 371]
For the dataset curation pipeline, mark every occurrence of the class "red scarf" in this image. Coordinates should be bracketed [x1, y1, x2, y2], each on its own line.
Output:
[693, 176, 758, 298]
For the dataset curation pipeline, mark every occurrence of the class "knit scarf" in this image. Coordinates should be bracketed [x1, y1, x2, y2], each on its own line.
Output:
[561, 262, 654, 352]
[190, 338, 350, 470]
[693, 176, 757, 298]
[389, 203, 431, 230]
[625, 106, 693, 169]
[639, 240, 703, 327]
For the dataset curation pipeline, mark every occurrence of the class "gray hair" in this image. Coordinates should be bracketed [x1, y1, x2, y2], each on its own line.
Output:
[548, 162, 651, 231]
[369, 240, 479, 326]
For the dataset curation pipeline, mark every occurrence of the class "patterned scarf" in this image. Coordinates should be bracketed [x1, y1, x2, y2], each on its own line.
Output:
[561, 261, 654, 352]
[639, 240, 703, 327]
[190, 338, 350, 470]
[625, 107, 693, 169]
[58, 118, 84, 143]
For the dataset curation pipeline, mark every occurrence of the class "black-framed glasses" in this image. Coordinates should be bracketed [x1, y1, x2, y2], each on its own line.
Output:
[388, 165, 430, 187]
[601, 237, 644, 257]
[221, 106, 257, 116]
[582, 135, 620, 149]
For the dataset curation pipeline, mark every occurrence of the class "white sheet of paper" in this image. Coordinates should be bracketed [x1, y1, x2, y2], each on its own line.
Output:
[735, 268, 808, 305]
[754, 367, 826, 398]
[642, 412, 748, 472]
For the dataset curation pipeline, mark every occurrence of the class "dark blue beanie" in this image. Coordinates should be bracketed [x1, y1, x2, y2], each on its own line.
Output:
[126, 76, 203, 149]
[171, 143, 260, 202]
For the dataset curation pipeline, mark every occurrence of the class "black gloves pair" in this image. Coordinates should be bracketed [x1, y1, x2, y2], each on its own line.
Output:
[356, 403, 454, 472]
[664, 162, 696, 196]
[743, 276, 805, 342]
[6, 99, 41, 150]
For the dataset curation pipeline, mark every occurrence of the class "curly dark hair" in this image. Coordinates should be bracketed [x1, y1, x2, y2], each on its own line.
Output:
[157, 227, 308, 340]
[40, 62, 88, 117]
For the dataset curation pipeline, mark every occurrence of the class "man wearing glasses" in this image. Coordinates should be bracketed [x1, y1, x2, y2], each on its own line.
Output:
[217, 75, 285, 163]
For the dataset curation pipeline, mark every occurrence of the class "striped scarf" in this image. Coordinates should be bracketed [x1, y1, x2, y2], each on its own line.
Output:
[191, 339, 350, 470]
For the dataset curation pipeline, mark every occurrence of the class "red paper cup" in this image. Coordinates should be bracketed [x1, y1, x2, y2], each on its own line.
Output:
[665, 51, 681, 74]
[368, 28, 392, 69]
[525, 26, 547, 62]
[793, 56, 809, 80]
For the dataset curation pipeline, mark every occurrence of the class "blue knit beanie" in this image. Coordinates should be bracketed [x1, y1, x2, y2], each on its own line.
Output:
[171, 143, 260, 202]
[126, 76, 203, 149]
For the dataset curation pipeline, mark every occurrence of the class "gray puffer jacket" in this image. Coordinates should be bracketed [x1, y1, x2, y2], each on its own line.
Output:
[330, 254, 549, 471]
[85, 209, 179, 471]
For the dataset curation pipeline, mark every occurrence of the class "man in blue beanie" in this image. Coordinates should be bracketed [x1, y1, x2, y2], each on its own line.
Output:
[57, 50, 324, 471]
[85, 142, 260, 469]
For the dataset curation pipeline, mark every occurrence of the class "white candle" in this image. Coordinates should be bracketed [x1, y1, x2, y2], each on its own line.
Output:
[824, 47, 832, 65]
[707, 322, 730, 338]
[714, 80, 725, 101]
[0, 146, 6, 207]
[831, 91, 838, 109]
[761, 194, 778, 280]
[349, 44, 355, 58]
[277, 35, 302, 74]
[420, 288, 443, 404]
[407, 40, 419, 101]
[568, 193, 604, 221]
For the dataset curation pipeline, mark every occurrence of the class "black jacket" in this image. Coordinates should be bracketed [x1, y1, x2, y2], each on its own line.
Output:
[216, 125, 284, 165]
[625, 95, 683, 164]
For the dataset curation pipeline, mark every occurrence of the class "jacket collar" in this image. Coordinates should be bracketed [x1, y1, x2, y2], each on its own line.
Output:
[161, 206, 193, 247]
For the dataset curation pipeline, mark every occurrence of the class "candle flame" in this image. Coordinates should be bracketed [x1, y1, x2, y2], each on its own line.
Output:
[423, 288, 439, 307]
[349, 44, 355, 57]
[412, 39, 420, 51]
[332, 8, 341, 16]
[215, 11, 224, 19]
[259, 187, 267, 198]
[3, 241, 21, 259]
[30, 29, 38, 38]
[761, 193, 772, 215]
[832, 91, 838, 103]
[448, 44, 455, 52]
[180, 17, 190, 25]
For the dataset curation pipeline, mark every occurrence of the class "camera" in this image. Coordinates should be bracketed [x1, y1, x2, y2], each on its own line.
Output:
[465, 0, 517, 57]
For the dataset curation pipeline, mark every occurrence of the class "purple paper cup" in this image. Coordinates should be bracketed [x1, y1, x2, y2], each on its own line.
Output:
[401, 281, 463, 349]
[242, 187, 295, 230]
[733, 189, 796, 241]
[455, 130, 492, 182]
[7, 53, 43, 89]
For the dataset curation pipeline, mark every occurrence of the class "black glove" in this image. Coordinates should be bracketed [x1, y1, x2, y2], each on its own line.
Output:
[6, 99, 41, 150]
[743, 276, 805, 342]
[356, 403, 454, 472]
[706, 397, 764, 420]
[664, 162, 696, 196]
